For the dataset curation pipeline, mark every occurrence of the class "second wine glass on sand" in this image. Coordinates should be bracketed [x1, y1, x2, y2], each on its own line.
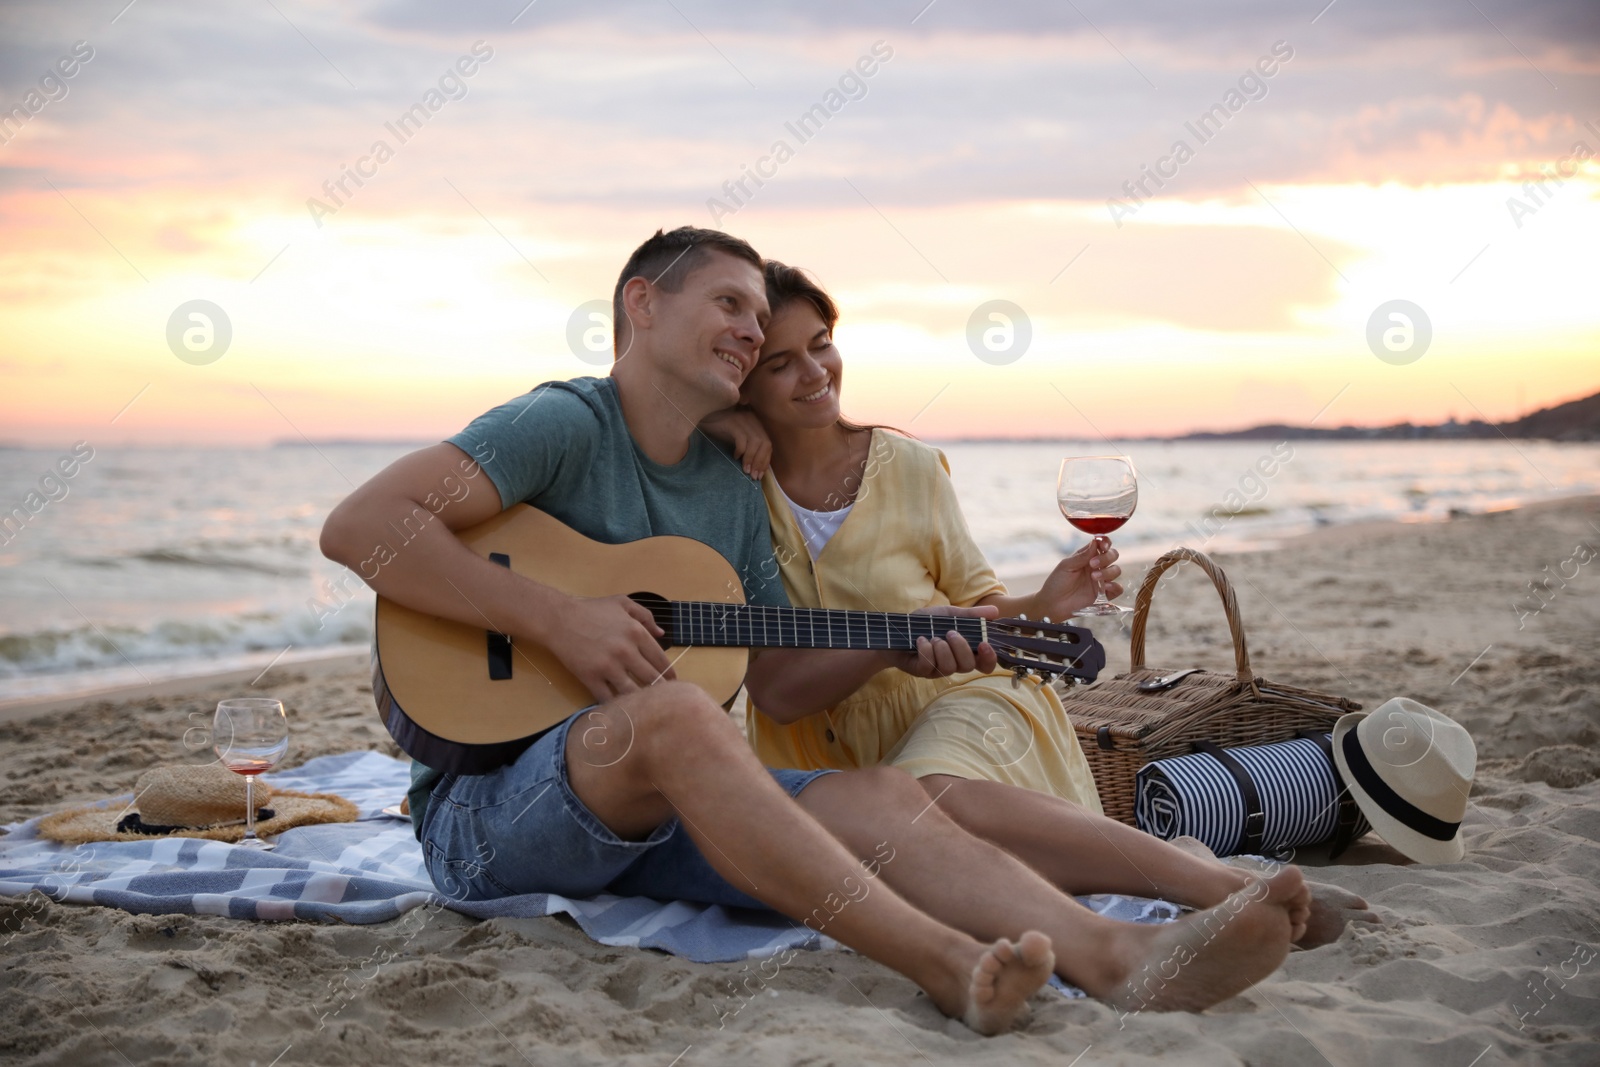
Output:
[213, 697, 289, 850]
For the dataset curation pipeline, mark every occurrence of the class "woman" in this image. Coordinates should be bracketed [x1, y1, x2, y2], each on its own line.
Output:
[703, 263, 1374, 945]
[705, 259, 1111, 818]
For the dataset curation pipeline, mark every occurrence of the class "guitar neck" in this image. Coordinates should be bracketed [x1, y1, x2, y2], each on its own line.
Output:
[668, 602, 988, 652]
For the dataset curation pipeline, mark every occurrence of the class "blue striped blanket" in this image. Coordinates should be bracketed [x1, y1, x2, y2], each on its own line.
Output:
[0, 750, 1178, 987]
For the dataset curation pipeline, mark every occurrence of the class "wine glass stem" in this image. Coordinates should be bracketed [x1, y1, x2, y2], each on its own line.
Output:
[1093, 536, 1111, 604]
[244, 775, 256, 841]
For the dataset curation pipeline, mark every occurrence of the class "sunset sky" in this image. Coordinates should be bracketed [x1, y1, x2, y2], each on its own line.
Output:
[2, 0, 1596, 445]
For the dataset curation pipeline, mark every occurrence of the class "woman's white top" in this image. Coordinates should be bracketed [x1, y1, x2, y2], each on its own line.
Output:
[775, 480, 854, 560]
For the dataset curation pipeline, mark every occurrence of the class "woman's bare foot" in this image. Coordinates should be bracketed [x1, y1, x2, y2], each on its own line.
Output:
[1215, 856, 1310, 942]
[1088, 867, 1304, 1017]
[960, 931, 1056, 1036]
[1296, 881, 1377, 948]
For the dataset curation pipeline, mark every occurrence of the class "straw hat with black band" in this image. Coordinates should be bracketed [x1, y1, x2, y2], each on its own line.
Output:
[1331, 697, 1475, 865]
[40, 764, 358, 845]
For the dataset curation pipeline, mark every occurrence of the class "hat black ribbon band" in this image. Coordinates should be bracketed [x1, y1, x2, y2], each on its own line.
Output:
[116, 808, 276, 835]
[1341, 729, 1459, 842]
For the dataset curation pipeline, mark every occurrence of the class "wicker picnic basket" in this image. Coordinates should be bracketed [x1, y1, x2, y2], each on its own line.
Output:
[1062, 547, 1361, 826]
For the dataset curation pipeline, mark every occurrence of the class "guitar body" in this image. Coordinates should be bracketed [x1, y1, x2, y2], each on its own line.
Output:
[374, 505, 749, 775]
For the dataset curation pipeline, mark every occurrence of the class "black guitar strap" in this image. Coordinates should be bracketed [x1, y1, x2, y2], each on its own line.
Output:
[1192, 740, 1266, 856]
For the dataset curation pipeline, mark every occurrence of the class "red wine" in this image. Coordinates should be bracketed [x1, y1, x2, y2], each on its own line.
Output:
[1067, 515, 1128, 535]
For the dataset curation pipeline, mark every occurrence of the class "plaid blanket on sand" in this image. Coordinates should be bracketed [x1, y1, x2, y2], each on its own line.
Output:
[0, 750, 1179, 988]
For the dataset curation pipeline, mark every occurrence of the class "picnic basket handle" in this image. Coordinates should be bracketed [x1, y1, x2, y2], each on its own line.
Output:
[1129, 547, 1255, 688]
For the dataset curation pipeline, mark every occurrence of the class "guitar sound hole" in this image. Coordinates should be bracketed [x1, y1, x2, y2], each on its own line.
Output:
[629, 592, 673, 647]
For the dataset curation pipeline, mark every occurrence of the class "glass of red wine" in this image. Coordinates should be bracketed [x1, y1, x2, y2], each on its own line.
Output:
[213, 697, 289, 850]
[1057, 455, 1137, 618]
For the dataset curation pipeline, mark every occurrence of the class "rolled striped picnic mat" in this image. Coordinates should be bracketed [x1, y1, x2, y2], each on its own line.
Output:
[1135, 734, 1370, 857]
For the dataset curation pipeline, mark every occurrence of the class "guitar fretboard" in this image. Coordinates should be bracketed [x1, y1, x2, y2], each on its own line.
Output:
[670, 602, 988, 651]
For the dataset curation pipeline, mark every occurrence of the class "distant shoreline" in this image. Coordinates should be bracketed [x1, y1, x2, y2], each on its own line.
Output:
[961, 386, 1600, 443]
[4, 436, 1599, 451]
[936, 432, 1600, 444]
[3, 387, 1596, 451]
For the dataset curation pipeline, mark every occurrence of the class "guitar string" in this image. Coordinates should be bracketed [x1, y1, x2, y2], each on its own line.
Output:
[668, 604, 1092, 673]
[645, 600, 1088, 678]
[674, 604, 986, 648]
[669, 603, 1031, 649]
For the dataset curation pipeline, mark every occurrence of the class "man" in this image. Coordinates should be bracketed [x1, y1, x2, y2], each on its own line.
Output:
[321, 226, 1308, 1034]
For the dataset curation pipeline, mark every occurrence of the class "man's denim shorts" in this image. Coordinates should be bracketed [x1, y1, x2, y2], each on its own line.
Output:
[419, 708, 838, 909]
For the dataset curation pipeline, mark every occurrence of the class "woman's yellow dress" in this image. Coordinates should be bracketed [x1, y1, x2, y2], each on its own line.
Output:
[747, 428, 1103, 812]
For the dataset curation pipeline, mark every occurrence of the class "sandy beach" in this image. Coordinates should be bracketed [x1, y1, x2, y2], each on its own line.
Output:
[3, 496, 1598, 1066]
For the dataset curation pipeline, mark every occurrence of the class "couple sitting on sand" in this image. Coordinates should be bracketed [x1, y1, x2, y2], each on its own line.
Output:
[321, 226, 1371, 1034]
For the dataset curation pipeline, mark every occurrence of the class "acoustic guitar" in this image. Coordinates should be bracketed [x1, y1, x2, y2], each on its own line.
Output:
[373, 504, 1105, 774]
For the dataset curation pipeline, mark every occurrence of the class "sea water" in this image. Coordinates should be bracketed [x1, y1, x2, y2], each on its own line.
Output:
[1, 439, 1596, 702]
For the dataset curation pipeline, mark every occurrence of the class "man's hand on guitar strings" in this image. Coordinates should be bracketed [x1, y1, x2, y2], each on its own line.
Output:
[551, 594, 678, 701]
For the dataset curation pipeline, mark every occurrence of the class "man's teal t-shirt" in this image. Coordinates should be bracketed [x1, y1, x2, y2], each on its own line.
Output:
[405, 376, 788, 838]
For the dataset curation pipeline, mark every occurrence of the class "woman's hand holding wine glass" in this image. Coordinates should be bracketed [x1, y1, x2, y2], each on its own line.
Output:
[1028, 538, 1124, 621]
[1056, 456, 1138, 619]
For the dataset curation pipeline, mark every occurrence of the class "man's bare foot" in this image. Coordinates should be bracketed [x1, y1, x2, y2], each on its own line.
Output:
[1092, 867, 1303, 1017]
[961, 931, 1056, 1036]
[1296, 881, 1377, 949]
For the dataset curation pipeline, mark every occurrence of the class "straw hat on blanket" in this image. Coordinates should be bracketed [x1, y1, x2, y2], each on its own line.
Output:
[40, 763, 358, 845]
